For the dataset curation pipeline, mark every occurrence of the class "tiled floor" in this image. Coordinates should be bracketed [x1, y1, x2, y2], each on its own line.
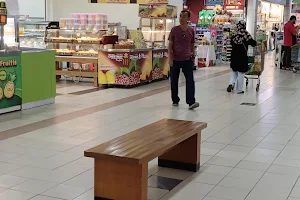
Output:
[1, 53, 300, 199]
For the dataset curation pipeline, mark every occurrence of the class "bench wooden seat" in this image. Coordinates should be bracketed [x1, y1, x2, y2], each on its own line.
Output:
[84, 118, 207, 200]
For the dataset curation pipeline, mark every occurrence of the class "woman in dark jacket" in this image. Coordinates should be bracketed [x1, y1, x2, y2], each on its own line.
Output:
[227, 21, 257, 94]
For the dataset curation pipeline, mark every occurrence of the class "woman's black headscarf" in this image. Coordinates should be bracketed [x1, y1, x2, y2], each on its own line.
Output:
[232, 21, 252, 45]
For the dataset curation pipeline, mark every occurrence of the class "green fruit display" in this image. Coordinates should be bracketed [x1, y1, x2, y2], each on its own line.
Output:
[0, 70, 7, 81]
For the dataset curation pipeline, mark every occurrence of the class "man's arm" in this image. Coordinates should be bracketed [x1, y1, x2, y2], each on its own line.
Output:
[168, 41, 174, 66]
[191, 30, 195, 58]
[289, 23, 297, 35]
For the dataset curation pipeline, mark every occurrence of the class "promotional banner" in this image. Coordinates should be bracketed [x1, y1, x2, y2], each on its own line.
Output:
[88, 0, 168, 4]
[98, 50, 153, 85]
[205, 0, 224, 6]
[139, 4, 177, 18]
[0, 55, 22, 109]
[224, 0, 245, 9]
[152, 49, 169, 80]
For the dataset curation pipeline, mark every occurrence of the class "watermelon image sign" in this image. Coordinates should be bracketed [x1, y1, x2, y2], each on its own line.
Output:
[0, 55, 22, 110]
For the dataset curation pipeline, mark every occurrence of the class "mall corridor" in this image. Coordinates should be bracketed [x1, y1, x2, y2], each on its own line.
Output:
[0, 53, 300, 200]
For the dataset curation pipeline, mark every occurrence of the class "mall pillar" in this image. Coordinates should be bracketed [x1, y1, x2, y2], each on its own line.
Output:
[246, 0, 258, 38]
[284, 0, 291, 23]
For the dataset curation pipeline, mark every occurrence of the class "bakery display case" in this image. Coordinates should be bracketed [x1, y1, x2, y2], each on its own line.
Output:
[19, 21, 48, 48]
[139, 4, 177, 48]
[45, 29, 106, 56]
[45, 29, 107, 87]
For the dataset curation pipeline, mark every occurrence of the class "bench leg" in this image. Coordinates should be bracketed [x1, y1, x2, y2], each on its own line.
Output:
[94, 159, 148, 200]
[158, 132, 201, 172]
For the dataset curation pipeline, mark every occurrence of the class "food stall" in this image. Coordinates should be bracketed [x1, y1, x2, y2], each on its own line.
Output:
[1, 11, 55, 113]
[97, 4, 177, 87]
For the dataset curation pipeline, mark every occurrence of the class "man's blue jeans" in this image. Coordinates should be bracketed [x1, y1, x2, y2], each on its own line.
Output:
[170, 59, 196, 105]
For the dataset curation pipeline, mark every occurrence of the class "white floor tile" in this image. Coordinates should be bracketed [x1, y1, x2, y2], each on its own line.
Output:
[206, 156, 240, 167]
[244, 153, 277, 164]
[267, 165, 300, 176]
[227, 168, 264, 180]
[200, 164, 233, 176]
[208, 186, 250, 200]
[290, 187, 300, 199]
[42, 184, 87, 200]
[0, 162, 22, 174]
[0, 189, 35, 200]
[148, 187, 168, 200]
[0, 175, 27, 188]
[31, 195, 69, 200]
[12, 179, 57, 194]
[218, 176, 258, 189]
[236, 160, 271, 171]
[74, 189, 93, 200]
[189, 172, 225, 185]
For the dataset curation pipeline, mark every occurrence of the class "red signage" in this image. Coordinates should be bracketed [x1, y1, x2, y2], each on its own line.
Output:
[224, 0, 245, 10]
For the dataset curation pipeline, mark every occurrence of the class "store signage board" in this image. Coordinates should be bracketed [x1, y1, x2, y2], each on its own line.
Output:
[224, 0, 245, 9]
[88, 0, 168, 4]
[6, 0, 19, 16]
[205, 0, 224, 6]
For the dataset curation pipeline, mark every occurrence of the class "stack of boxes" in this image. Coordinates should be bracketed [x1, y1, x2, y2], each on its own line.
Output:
[60, 13, 108, 30]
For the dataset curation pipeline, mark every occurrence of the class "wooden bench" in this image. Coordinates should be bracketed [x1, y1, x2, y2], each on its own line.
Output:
[84, 118, 207, 200]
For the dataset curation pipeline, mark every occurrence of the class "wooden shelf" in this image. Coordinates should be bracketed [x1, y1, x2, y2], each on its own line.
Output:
[56, 56, 98, 64]
[56, 70, 97, 78]
[56, 56, 98, 87]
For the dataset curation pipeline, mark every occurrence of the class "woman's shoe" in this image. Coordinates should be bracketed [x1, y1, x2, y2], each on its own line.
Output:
[237, 91, 245, 94]
[227, 85, 233, 92]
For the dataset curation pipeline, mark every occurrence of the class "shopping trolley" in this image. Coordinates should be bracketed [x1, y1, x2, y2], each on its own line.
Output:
[245, 41, 266, 92]
[291, 44, 300, 73]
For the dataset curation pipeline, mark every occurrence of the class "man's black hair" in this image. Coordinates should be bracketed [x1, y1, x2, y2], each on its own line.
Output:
[290, 15, 296, 21]
[181, 10, 191, 18]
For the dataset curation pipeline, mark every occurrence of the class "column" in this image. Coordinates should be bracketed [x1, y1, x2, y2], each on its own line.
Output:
[246, 0, 258, 38]
[284, 0, 291, 23]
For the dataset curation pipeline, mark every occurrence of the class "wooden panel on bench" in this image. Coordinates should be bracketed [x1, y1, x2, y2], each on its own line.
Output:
[85, 118, 207, 200]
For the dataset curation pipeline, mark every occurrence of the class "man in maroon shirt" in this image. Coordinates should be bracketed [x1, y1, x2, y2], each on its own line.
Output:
[168, 10, 199, 110]
[283, 16, 298, 69]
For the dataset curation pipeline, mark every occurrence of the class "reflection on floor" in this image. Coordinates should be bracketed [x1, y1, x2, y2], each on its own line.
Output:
[2, 53, 300, 200]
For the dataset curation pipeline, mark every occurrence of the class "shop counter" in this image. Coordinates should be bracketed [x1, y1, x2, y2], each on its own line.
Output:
[0, 49, 56, 114]
[21, 49, 56, 109]
[98, 48, 169, 86]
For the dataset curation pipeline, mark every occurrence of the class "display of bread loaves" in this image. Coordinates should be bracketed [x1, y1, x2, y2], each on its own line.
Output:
[45, 29, 104, 57]
[115, 40, 135, 49]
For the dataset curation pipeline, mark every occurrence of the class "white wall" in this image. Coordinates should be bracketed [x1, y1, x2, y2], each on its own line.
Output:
[47, 0, 183, 29]
[18, 0, 45, 18]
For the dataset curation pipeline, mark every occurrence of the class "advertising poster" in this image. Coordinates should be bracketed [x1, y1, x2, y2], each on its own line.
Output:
[0, 56, 22, 110]
[151, 4, 167, 17]
[152, 49, 169, 80]
[205, 0, 224, 6]
[166, 5, 177, 18]
[98, 50, 152, 86]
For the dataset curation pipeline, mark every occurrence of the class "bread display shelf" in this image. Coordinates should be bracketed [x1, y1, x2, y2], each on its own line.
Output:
[46, 38, 101, 44]
[55, 56, 98, 87]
